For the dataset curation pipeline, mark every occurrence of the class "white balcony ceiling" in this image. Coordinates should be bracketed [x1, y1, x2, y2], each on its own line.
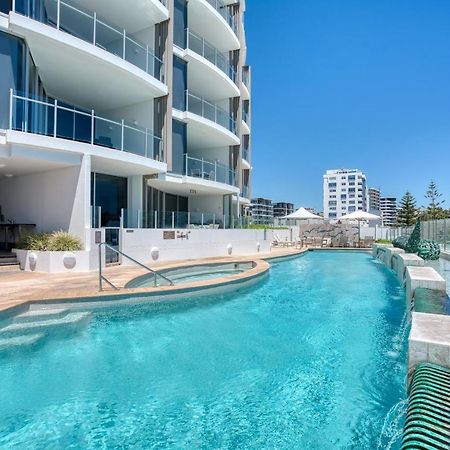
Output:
[69, 0, 169, 32]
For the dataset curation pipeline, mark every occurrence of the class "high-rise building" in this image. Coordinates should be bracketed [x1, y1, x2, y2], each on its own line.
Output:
[367, 188, 381, 215]
[0, 0, 251, 249]
[323, 169, 367, 219]
[380, 197, 398, 227]
[273, 202, 294, 218]
[251, 198, 273, 225]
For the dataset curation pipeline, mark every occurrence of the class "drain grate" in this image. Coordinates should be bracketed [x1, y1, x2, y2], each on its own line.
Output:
[402, 362, 450, 449]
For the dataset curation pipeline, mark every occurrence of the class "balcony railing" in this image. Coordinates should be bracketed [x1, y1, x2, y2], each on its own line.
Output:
[186, 91, 236, 134]
[242, 70, 249, 88]
[242, 148, 250, 162]
[184, 155, 235, 186]
[242, 109, 249, 124]
[187, 30, 236, 83]
[240, 185, 249, 199]
[204, 0, 237, 34]
[10, 90, 163, 161]
[13, 0, 164, 82]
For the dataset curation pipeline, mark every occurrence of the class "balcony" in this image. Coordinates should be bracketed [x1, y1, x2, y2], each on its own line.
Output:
[187, 91, 236, 135]
[185, 154, 235, 187]
[188, 0, 239, 52]
[9, 91, 164, 162]
[13, 0, 164, 80]
[182, 30, 239, 99]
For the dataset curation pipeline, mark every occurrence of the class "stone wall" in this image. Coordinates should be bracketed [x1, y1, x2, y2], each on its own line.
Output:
[298, 223, 359, 246]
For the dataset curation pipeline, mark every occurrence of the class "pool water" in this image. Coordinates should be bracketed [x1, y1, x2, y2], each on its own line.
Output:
[0, 252, 407, 449]
[126, 262, 253, 288]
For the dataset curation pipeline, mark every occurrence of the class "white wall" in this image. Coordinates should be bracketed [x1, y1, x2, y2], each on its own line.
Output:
[0, 156, 90, 246]
[189, 195, 224, 215]
[119, 228, 271, 265]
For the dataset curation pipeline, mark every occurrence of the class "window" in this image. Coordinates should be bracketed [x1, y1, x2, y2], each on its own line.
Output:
[172, 119, 187, 175]
[172, 56, 187, 110]
[348, 206, 356, 212]
[329, 201, 337, 206]
[174, 0, 187, 48]
[348, 175, 356, 181]
[329, 213, 337, 218]
[328, 183, 337, 188]
[348, 188, 355, 193]
[341, 194, 346, 199]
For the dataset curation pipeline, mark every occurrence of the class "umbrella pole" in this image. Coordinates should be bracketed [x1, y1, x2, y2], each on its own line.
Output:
[359, 220, 361, 247]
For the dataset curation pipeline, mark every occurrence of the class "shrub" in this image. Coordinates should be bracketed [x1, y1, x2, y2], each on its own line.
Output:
[17, 231, 82, 251]
[375, 239, 391, 244]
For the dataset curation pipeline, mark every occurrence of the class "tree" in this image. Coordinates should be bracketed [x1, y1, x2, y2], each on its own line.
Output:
[397, 192, 418, 226]
[424, 180, 447, 219]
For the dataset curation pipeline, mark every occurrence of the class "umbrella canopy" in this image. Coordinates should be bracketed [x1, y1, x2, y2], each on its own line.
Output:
[283, 207, 323, 220]
[339, 210, 381, 221]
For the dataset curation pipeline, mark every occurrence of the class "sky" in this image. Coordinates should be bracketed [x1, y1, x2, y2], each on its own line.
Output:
[245, 0, 450, 211]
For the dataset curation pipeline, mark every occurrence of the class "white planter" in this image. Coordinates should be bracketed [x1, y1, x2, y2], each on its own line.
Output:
[13, 249, 91, 273]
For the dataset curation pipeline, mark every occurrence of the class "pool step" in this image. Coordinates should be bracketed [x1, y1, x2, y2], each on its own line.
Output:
[0, 333, 44, 351]
[0, 312, 91, 337]
[13, 308, 70, 323]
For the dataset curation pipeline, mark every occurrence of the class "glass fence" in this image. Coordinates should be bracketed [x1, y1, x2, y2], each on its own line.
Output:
[10, 91, 164, 161]
[187, 30, 236, 82]
[243, 109, 249, 124]
[204, 0, 237, 33]
[184, 155, 235, 186]
[421, 219, 450, 251]
[13, 0, 164, 81]
[186, 91, 236, 134]
[242, 148, 249, 162]
[91, 208, 250, 230]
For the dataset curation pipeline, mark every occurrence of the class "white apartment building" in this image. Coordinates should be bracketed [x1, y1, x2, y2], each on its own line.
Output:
[323, 169, 367, 219]
[367, 187, 381, 215]
[380, 197, 397, 227]
[0, 0, 252, 252]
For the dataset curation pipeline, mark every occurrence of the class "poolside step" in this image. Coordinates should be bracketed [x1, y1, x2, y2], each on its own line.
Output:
[0, 312, 91, 337]
[13, 308, 70, 324]
[0, 333, 44, 351]
[0, 252, 21, 272]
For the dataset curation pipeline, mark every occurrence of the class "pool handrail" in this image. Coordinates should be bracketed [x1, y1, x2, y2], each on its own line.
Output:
[98, 242, 174, 291]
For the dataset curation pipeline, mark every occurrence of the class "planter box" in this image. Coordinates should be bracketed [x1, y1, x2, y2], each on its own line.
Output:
[13, 249, 91, 273]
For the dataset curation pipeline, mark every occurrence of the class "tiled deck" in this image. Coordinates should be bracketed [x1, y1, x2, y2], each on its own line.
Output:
[0, 247, 306, 313]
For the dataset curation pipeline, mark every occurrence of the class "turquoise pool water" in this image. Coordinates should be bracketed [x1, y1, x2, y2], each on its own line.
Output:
[0, 252, 407, 449]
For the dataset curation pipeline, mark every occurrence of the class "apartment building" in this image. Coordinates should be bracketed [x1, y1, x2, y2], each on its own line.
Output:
[367, 187, 381, 215]
[251, 197, 273, 225]
[273, 202, 294, 218]
[323, 169, 367, 219]
[0, 0, 252, 250]
[380, 197, 397, 227]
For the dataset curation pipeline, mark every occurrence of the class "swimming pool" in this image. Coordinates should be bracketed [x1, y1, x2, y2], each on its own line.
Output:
[0, 251, 407, 448]
[126, 261, 255, 288]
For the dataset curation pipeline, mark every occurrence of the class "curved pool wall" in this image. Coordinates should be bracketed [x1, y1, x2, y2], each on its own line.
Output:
[126, 261, 255, 288]
[0, 251, 408, 448]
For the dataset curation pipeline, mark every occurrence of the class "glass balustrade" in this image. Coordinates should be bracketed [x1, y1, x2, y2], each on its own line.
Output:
[186, 91, 236, 134]
[187, 30, 236, 83]
[13, 0, 164, 81]
[10, 90, 163, 161]
[242, 148, 250, 162]
[184, 154, 235, 186]
[204, 0, 237, 34]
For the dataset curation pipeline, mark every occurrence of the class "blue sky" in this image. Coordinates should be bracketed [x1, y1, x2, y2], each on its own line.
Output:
[245, 0, 450, 211]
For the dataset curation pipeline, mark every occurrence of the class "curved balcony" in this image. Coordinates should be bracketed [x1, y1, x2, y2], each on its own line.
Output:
[188, 0, 239, 52]
[242, 148, 250, 169]
[9, 91, 165, 168]
[9, 0, 167, 110]
[185, 30, 239, 99]
[184, 154, 235, 186]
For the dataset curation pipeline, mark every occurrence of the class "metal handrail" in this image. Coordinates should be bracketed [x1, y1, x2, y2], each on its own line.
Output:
[98, 242, 174, 291]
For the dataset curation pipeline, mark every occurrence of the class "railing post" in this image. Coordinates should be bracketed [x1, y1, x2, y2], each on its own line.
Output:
[146, 44, 149, 73]
[12, 0, 15, 13]
[213, 214, 216, 227]
[98, 244, 102, 291]
[185, 153, 188, 175]
[154, 210, 158, 229]
[214, 161, 217, 181]
[121, 119, 124, 151]
[223, 214, 226, 229]
[145, 127, 148, 158]
[123, 29, 126, 59]
[120, 208, 124, 228]
[98, 206, 102, 228]
[57, 0, 61, 30]
[137, 209, 141, 229]
[9, 89, 13, 130]
[172, 211, 175, 229]
[91, 110, 95, 144]
[201, 213, 204, 227]
[53, 99, 57, 137]
[201, 157, 204, 179]
[93, 12, 97, 45]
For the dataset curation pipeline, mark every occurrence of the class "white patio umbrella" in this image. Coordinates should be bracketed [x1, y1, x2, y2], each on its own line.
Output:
[282, 207, 323, 221]
[339, 210, 381, 245]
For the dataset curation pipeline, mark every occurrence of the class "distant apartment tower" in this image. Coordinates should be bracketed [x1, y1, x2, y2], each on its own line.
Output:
[367, 188, 381, 215]
[380, 197, 397, 227]
[251, 198, 273, 225]
[323, 169, 367, 219]
[273, 202, 294, 218]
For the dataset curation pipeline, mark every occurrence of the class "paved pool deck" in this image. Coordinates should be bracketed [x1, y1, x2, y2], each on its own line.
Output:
[0, 247, 308, 313]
